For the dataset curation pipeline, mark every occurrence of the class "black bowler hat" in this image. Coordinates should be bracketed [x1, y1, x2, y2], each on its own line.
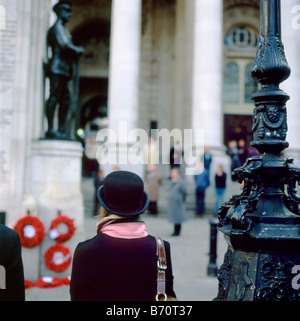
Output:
[53, 0, 72, 14]
[97, 171, 149, 217]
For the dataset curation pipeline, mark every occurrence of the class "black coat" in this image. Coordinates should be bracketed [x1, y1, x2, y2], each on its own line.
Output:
[0, 225, 25, 301]
[70, 233, 176, 301]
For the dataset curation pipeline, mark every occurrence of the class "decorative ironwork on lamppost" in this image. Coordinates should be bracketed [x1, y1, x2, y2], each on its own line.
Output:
[215, 0, 300, 301]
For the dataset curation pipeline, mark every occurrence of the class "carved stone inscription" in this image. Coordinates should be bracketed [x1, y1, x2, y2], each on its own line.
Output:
[0, 2, 17, 192]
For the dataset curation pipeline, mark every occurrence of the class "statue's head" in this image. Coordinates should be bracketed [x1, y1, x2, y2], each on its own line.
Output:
[53, 0, 72, 23]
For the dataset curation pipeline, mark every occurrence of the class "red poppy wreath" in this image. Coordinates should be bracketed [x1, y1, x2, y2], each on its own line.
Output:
[24, 279, 35, 290]
[49, 214, 76, 243]
[34, 276, 65, 289]
[44, 244, 72, 273]
[13, 215, 45, 248]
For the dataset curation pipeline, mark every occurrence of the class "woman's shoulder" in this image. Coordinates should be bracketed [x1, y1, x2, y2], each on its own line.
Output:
[148, 234, 171, 251]
[75, 233, 170, 250]
[74, 234, 102, 252]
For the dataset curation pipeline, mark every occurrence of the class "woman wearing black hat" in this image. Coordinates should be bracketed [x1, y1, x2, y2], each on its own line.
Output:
[70, 170, 176, 301]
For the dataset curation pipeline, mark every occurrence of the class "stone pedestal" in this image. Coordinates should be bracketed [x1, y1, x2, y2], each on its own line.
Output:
[23, 139, 85, 281]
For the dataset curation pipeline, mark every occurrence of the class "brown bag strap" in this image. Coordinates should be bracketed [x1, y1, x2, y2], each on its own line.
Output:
[155, 236, 167, 301]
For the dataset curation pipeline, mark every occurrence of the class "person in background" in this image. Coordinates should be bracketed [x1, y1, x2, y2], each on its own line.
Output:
[146, 165, 162, 215]
[194, 161, 210, 216]
[201, 145, 212, 172]
[168, 168, 187, 236]
[226, 140, 241, 179]
[143, 137, 158, 176]
[215, 164, 227, 215]
[247, 146, 259, 158]
[238, 139, 248, 165]
[169, 141, 183, 171]
[70, 170, 176, 301]
[201, 145, 212, 185]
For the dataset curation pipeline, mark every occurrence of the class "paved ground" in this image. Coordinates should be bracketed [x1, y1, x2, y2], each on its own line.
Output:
[26, 171, 242, 301]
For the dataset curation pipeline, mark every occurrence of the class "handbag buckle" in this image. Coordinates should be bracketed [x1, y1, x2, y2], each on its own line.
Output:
[157, 260, 167, 270]
[156, 293, 167, 301]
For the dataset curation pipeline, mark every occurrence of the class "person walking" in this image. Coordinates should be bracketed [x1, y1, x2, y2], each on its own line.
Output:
[70, 170, 176, 301]
[168, 168, 187, 236]
[194, 161, 210, 216]
[145, 165, 162, 215]
[215, 164, 227, 215]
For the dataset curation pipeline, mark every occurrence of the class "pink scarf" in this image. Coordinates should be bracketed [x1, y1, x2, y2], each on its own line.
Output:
[100, 222, 148, 239]
[97, 214, 148, 239]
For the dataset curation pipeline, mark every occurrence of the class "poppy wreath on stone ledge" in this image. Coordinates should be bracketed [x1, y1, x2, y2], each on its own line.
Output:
[24, 276, 70, 290]
[24, 279, 35, 290]
[49, 213, 76, 243]
[13, 213, 46, 248]
[34, 276, 65, 289]
[44, 243, 72, 273]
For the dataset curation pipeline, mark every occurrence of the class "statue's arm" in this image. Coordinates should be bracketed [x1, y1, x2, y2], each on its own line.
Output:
[55, 22, 84, 58]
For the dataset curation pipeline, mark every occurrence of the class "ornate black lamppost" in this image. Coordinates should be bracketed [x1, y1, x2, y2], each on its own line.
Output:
[216, 0, 300, 301]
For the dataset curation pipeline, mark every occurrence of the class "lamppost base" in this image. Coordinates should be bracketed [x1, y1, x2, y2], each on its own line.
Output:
[216, 247, 300, 301]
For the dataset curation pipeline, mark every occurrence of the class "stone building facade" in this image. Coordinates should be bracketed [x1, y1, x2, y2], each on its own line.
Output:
[0, 0, 299, 280]
[65, 0, 300, 170]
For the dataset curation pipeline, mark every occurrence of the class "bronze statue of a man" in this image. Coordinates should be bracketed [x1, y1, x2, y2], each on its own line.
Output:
[45, 0, 84, 139]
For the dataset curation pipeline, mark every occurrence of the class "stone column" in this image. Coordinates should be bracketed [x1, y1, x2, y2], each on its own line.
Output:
[281, 1, 300, 166]
[99, 0, 143, 176]
[189, 0, 227, 177]
[173, 0, 194, 133]
[191, 0, 223, 150]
